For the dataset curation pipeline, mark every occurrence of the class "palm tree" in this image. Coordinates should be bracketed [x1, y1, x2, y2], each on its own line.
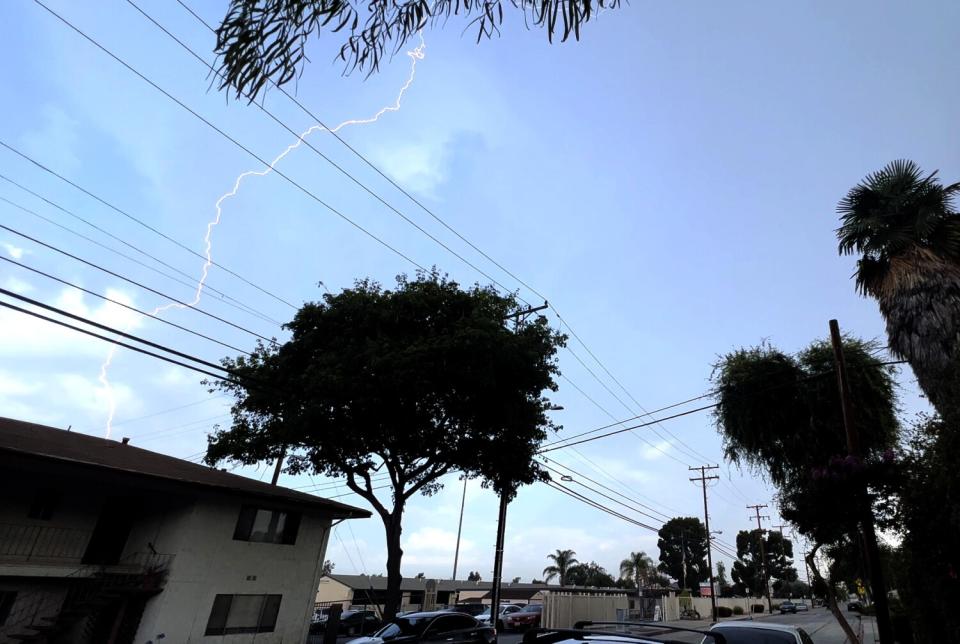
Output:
[837, 159, 960, 417]
[620, 551, 654, 592]
[543, 549, 578, 586]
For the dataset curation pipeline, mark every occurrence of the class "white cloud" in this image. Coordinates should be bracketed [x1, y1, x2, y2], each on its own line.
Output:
[3, 243, 26, 260]
[2, 276, 34, 294]
[373, 141, 448, 197]
[641, 440, 674, 461]
[402, 527, 476, 567]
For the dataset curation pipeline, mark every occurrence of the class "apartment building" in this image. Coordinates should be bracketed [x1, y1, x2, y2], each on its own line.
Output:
[0, 416, 369, 643]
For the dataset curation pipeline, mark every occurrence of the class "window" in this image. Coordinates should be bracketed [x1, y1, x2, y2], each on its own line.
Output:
[0, 591, 17, 627]
[233, 506, 301, 544]
[205, 594, 282, 635]
[425, 614, 476, 635]
[27, 489, 60, 520]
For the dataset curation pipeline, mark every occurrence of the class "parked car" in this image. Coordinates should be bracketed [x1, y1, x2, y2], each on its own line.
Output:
[310, 609, 382, 636]
[348, 611, 495, 644]
[847, 600, 863, 612]
[702, 621, 814, 644]
[446, 604, 491, 618]
[501, 604, 542, 631]
[779, 601, 797, 614]
[794, 602, 809, 612]
[477, 604, 523, 629]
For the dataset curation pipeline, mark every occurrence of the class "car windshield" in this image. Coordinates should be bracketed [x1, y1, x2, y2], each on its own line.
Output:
[521, 605, 542, 613]
[706, 628, 797, 644]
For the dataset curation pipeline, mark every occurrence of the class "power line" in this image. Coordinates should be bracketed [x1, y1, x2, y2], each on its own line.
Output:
[0, 299, 236, 383]
[539, 402, 720, 454]
[1, 255, 251, 355]
[0, 172, 280, 324]
[540, 461, 669, 525]
[543, 479, 662, 533]
[0, 139, 297, 311]
[541, 455, 676, 520]
[0, 223, 276, 343]
[108, 395, 228, 428]
[31, 0, 430, 274]
[0, 286, 232, 374]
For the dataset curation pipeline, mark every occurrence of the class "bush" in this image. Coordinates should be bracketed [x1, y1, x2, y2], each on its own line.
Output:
[751, 604, 765, 614]
[771, 603, 781, 611]
[732, 606, 744, 616]
[717, 606, 733, 618]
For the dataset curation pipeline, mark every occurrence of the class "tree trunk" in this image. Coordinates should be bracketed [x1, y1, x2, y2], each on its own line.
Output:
[383, 511, 405, 621]
[879, 248, 960, 421]
[806, 549, 859, 644]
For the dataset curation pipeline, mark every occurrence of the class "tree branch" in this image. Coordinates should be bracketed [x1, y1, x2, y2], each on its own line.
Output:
[346, 469, 390, 521]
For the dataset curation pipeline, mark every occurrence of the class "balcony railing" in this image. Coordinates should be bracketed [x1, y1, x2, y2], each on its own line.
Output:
[0, 523, 91, 562]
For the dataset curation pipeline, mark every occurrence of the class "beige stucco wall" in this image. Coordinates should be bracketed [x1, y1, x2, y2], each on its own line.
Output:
[315, 576, 354, 603]
[134, 492, 333, 643]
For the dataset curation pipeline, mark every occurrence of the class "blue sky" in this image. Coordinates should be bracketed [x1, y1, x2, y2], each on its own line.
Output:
[1, 0, 957, 584]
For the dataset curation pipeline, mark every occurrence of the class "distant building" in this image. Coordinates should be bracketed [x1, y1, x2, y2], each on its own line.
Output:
[316, 574, 626, 612]
[0, 416, 369, 643]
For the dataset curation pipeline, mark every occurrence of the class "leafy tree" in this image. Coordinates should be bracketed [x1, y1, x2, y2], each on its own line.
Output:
[530, 578, 545, 585]
[566, 561, 616, 587]
[711, 338, 899, 643]
[837, 160, 960, 418]
[322, 559, 335, 576]
[894, 415, 960, 641]
[467, 571, 482, 582]
[773, 580, 809, 599]
[214, 0, 621, 101]
[619, 551, 655, 591]
[543, 549, 579, 586]
[415, 572, 426, 580]
[730, 529, 796, 597]
[205, 272, 564, 618]
[657, 518, 709, 591]
[715, 561, 733, 597]
[511, 576, 521, 584]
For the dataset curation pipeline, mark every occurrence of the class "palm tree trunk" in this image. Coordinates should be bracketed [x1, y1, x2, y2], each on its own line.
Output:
[879, 250, 960, 421]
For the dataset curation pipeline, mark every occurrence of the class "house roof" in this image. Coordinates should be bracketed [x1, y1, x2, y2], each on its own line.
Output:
[0, 416, 370, 518]
[327, 574, 553, 593]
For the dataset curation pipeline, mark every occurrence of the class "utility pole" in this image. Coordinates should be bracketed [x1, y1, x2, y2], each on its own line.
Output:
[747, 504, 771, 613]
[488, 302, 548, 639]
[800, 550, 813, 599]
[829, 319, 893, 644]
[772, 524, 789, 599]
[452, 477, 468, 580]
[271, 446, 286, 485]
[690, 465, 720, 621]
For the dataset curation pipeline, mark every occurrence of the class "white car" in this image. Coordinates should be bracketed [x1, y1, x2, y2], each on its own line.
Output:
[702, 621, 815, 644]
[477, 604, 523, 628]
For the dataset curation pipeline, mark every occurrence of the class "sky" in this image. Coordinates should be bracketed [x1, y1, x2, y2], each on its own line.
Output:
[1, 0, 957, 587]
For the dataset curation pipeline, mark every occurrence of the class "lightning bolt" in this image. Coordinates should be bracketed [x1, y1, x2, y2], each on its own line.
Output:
[100, 34, 427, 437]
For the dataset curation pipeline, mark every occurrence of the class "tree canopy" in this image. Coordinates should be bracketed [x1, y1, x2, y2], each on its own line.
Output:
[565, 561, 616, 587]
[204, 271, 565, 617]
[213, 0, 621, 101]
[730, 529, 796, 597]
[657, 517, 709, 591]
[543, 549, 579, 586]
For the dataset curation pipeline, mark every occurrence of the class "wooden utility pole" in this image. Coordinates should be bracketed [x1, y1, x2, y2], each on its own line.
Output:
[829, 319, 893, 644]
[452, 477, 468, 580]
[271, 446, 286, 485]
[488, 302, 548, 639]
[690, 465, 720, 621]
[747, 504, 771, 613]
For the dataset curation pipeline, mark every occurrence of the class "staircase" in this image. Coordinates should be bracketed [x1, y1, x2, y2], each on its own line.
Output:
[3, 553, 172, 644]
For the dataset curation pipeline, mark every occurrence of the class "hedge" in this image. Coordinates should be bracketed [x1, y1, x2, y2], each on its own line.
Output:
[732, 606, 744, 616]
[717, 606, 733, 618]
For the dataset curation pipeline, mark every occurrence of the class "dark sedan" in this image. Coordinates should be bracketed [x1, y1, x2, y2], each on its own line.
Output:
[311, 609, 382, 636]
[348, 611, 495, 644]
